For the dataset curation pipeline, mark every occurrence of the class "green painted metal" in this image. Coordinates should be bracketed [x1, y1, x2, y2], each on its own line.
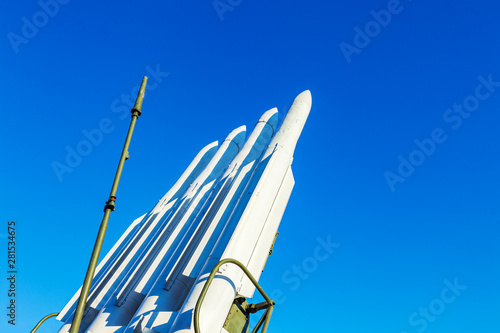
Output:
[260, 305, 273, 332]
[30, 312, 59, 333]
[194, 258, 275, 333]
[250, 308, 268, 333]
[69, 77, 148, 333]
[222, 299, 250, 333]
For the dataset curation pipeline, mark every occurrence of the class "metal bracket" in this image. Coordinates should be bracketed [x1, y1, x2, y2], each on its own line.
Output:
[194, 258, 275, 333]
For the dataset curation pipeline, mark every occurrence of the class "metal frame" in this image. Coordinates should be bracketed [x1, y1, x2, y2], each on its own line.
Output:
[31, 313, 59, 333]
[194, 258, 275, 333]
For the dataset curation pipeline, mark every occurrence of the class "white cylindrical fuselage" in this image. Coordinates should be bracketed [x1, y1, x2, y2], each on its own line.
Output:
[57, 91, 311, 333]
[169, 91, 311, 333]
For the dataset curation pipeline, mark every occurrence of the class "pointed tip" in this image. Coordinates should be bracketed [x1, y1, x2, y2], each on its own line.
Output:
[226, 125, 246, 140]
[223, 125, 247, 151]
[294, 90, 312, 107]
[206, 140, 219, 149]
[199, 140, 219, 154]
[259, 107, 279, 121]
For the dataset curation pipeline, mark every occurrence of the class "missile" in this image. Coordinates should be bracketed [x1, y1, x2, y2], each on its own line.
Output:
[77, 127, 246, 333]
[56, 141, 219, 333]
[119, 126, 246, 300]
[124, 108, 279, 333]
[55, 90, 311, 333]
[169, 90, 311, 333]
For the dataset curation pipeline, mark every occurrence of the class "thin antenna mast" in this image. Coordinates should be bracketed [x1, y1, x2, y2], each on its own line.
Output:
[69, 77, 148, 333]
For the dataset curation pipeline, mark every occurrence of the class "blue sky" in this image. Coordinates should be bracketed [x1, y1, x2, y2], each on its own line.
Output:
[1, 0, 499, 332]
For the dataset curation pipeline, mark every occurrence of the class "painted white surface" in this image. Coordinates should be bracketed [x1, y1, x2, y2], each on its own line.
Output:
[57, 92, 311, 333]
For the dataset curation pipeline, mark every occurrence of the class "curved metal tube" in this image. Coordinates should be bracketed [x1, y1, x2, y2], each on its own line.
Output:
[194, 258, 274, 333]
[31, 312, 59, 333]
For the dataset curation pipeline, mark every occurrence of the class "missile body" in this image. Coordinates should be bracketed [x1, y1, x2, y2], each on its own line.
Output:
[123, 109, 279, 333]
[169, 91, 311, 333]
[77, 128, 245, 333]
[56, 142, 219, 333]
[57, 91, 311, 333]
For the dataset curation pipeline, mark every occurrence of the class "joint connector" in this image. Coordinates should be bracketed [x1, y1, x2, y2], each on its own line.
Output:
[131, 108, 142, 116]
[248, 301, 271, 313]
[104, 196, 116, 212]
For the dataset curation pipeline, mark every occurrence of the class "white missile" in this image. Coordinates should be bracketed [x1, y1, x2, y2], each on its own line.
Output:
[56, 91, 311, 333]
[168, 90, 311, 333]
[56, 141, 219, 333]
[123, 108, 279, 333]
[79, 127, 246, 333]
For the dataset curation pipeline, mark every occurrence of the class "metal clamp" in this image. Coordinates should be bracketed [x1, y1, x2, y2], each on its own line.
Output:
[194, 258, 275, 333]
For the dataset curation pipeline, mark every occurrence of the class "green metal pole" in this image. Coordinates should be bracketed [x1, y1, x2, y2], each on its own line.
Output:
[260, 305, 274, 333]
[69, 77, 147, 333]
[250, 309, 267, 333]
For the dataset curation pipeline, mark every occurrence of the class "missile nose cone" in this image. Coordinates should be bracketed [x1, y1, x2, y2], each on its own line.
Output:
[202, 141, 219, 153]
[223, 125, 246, 151]
[259, 107, 278, 122]
[226, 125, 246, 140]
[293, 90, 312, 108]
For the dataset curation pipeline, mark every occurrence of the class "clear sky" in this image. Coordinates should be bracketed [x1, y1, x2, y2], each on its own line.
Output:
[1, 1, 499, 332]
